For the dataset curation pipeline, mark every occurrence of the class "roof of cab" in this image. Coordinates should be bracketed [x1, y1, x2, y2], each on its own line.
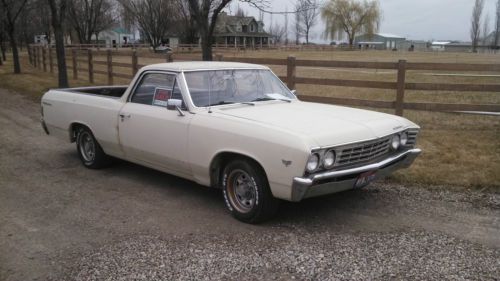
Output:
[141, 61, 269, 72]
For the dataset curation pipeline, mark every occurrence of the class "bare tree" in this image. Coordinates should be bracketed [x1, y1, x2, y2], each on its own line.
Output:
[67, 0, 116, 44]
[235, 6, 246, 17]
[119, 0, 176, 48]
[293, 7, 302, 44]
[284, 7, 289, 45]
[269, 22, 286, 44]
[1, 0, 29, 73]
[174, 0, 197, 44]
[321, 0, 381, 47]
[470, 0, 484, 53]
[495, 0, 500, 48]
[187, 0, 231, 61]
[187, 0, 268, 61]
[482, 14, 490, 46]
[47, 0, 69, 87]
[0, 15, 6, 63]
[296, 0, 319, 44]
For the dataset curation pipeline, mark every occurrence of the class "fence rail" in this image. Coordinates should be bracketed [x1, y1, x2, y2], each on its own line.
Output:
[28, 45, 500, 116]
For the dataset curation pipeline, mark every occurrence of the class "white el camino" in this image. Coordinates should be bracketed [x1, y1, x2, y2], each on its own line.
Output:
[41, 62, 421, 223]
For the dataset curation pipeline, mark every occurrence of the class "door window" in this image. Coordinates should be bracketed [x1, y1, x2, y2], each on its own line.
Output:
[130, 73, 181, 107]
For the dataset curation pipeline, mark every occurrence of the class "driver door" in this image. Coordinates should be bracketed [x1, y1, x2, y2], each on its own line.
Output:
[118, 71, 193, 177]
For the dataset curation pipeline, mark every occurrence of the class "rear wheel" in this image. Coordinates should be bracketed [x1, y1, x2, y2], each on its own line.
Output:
[76, 127, 110, 169]
[222, 159, 279, 223]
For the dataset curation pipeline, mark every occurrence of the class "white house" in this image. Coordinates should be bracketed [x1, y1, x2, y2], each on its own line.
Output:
[34, 35, 48, 45]
[93, 27, 135, 48]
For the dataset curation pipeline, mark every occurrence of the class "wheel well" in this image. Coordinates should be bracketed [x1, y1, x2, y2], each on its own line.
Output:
[209, 152, 268, 189]
[69, 123, 89, 142]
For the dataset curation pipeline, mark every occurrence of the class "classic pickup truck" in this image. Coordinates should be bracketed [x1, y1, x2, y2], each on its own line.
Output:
[41, 61, 421, 223]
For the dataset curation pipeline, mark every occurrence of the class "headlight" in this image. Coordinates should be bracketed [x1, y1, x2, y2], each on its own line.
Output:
[391, 135, 400, 150]
[400, 132, 408, 146]
[323, 150, 336, 169]
[306, 153, 320, 172]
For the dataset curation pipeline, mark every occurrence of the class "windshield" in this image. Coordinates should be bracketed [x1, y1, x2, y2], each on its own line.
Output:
[184, 69, 295, 107]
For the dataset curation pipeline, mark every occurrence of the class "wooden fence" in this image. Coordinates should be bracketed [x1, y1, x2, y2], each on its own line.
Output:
[28, 45, 500, 116]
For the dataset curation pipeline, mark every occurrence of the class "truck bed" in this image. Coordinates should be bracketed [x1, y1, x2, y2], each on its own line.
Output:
[60, 86, 128, 98]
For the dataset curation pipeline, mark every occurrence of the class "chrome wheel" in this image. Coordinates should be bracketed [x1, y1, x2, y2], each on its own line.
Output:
[78, 131, 95, 162]
[226, 169, 257, 213]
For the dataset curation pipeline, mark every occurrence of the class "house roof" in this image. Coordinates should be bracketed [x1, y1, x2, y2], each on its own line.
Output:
[432, 41, 451, 45]
[376, 33, 405, 39]
[355, 33, 405, 40]
[112, 27, 131, 34]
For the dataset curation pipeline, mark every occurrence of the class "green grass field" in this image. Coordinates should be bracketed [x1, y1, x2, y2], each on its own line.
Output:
[1, 49, 499, 190]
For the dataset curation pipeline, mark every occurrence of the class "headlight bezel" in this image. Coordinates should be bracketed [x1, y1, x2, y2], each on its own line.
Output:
[400, 131, 408, 146]
[390, 134, 400, 150]
[323, 149, 336, 169]
[306, 153, 320, 173]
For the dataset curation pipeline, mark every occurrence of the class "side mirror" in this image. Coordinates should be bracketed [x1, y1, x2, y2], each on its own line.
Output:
[166, 99, 185, 116]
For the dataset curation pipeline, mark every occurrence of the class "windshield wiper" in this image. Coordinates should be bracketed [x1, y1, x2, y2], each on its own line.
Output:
[209, 101, 256, 106]
[251, 97, 292, 103]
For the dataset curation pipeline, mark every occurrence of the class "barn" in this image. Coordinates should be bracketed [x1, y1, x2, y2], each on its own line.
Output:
[354, 33, 406, 50]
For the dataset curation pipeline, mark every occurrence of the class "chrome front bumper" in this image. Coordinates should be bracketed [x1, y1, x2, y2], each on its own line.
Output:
[291, 148, 421, 202]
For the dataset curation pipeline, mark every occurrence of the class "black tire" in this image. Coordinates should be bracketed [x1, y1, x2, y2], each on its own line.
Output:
[221, 159, 280, 223]
[75, 126, 110, 169]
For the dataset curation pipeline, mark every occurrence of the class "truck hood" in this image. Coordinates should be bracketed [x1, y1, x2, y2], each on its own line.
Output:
[214, 101, 416, 147]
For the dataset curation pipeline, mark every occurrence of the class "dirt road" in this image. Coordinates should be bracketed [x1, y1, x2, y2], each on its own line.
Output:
[0, 89, 499, 280]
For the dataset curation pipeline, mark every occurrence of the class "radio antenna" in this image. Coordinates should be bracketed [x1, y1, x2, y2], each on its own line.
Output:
[208, 71, 212, 113]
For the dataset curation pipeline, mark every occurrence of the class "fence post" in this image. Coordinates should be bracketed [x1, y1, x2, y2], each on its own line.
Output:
[88, 49, 94, 83]
[395, 59, 407, 116]
[42, 47, 47, 72]
[33, 47, 37, 68]
[72, 49, 78, 79]
[107, 49, 113, 85]
[132, 50, 138, 75]
[38, 47, 42, 69]
[27, 45, 32, 65]
[166, 52, 173, 62]
[48, 47, 53, 73]
[286, 55, 296, 90]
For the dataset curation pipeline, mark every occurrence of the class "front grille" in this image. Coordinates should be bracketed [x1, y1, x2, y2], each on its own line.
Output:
[336, 137, 391, 167]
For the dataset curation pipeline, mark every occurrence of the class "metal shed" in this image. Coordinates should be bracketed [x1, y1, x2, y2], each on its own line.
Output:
[354, 33, 406, 50]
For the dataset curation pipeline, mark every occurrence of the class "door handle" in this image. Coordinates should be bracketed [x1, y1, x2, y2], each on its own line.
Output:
[119, 113, 131, 121]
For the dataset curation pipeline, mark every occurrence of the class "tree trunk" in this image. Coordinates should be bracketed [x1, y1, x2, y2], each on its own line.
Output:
[0, 40, 6, 61]
[201, 34, 213, 61]
[349, 37, 355, 48]
[54, 24, 69, 88]
[7, 29, 21, 74]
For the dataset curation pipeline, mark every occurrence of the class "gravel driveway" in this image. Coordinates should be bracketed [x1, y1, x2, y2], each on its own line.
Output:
[0, 89, 499, 281]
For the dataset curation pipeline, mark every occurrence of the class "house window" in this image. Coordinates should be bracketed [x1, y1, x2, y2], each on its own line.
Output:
[242, 25, 248, 32]
[250, 24, 254, 32]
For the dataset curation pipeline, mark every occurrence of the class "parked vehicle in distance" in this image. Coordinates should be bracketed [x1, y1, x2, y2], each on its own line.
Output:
[154, 44, 172, 53]
[40, 62, 421, 223]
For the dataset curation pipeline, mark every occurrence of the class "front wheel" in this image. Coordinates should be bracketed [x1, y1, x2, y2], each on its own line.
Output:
[76, 127, 110, 169]
[222, 159, 280, 223]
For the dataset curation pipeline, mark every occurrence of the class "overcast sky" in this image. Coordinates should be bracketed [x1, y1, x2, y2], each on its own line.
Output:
[231, 0, 498, 42]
